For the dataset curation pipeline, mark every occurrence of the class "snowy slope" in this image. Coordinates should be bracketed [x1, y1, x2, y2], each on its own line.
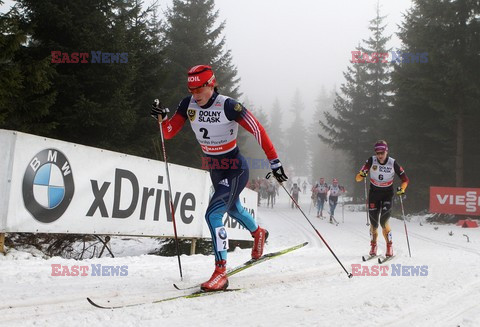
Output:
[1, 190, 480, 327]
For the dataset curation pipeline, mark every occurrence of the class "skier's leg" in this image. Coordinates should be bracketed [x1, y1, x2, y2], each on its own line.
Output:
[205, 196, 229, 262]
[380, 197, 393, 256]
[201, 189, 230, 291]
[201, 165, 230, 291]
[225, 155, 268, 259]
[329, 198, 336, 220]
[368, 192, 381, 255]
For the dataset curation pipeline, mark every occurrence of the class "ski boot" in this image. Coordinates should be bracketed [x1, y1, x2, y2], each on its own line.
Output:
[369, 241, 377, 256]
[201, 260, 228, 292]
[251, 227, 269, 259]
[386, 241, 393, 257]
[329, 215, 334, 223]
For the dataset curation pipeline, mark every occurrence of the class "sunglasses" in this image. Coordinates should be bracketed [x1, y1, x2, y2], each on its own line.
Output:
[375, 151, 386, 155]
[188, 87, 206, 95]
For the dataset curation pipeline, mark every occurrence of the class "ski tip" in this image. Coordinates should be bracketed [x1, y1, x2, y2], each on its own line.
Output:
[87, 297, 109, 309]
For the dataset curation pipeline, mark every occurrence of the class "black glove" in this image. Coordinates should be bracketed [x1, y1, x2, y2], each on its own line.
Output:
[270, 159, 288, 183]
[151, 99, 170, 121]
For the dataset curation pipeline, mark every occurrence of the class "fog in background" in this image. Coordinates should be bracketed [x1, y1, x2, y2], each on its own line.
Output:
[152, 0, 413, 118]
[151, 0, 414, 185]
[0, 0, 414, 185]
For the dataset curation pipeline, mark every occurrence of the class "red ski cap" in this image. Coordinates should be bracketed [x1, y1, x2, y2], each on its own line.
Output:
[187, 65, 216, 90]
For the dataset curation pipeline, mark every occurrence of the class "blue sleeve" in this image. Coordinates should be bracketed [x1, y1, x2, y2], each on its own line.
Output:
[224, 98, 245, 121]
[175, 96, 190, 118]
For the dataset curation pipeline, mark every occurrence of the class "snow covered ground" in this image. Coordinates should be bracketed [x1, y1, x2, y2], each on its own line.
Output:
[2, 190, 480, 326]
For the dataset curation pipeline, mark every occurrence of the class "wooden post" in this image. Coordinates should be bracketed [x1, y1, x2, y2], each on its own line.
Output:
[190, 238, 197, 255]
[0, 233, 5, 254]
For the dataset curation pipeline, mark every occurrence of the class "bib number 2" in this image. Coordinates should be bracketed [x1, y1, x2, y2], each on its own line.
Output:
[199, 127, 210, 139]
[215, 227, 229, 251]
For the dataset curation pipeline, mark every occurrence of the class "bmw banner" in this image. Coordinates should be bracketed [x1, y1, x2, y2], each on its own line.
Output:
[0, 129, 257, 241]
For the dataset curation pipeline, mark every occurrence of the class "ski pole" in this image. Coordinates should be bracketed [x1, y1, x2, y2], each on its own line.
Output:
[399, 195, 412, 257]
[158, 116, 183, 280]
[364, 178, 369, 226]
[266, 173, 353, 278]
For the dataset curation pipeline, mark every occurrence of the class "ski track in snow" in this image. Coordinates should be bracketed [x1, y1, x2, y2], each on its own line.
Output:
[1, 189, 480, 326]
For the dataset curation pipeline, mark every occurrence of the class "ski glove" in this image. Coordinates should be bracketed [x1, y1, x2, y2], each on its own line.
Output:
[151, 99, 169, 121]
[355, 170, 367, 182]
[270, 159, 288, 183]
[396, 186, 405, 196]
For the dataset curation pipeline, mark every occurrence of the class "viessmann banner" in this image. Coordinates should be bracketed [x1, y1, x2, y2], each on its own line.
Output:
[0, 129, 257, 241]
[430, 186, 480, 216]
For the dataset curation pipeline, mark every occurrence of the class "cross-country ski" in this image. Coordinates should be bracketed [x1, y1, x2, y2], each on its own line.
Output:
[173, 242, 308, 291]
[87, 289, 241, 309]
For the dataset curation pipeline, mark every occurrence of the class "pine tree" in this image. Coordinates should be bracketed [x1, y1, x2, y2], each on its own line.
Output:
[157, 0, 241, 167]
[111, 0, 168, 158]
[285, 89, 308, 176]
[309, 87, 351, 186]
[268, 98, 284, 157]
[0, 4, 57, 134]
[358, 2, 392, 137]
[3, 0, 142, 151]
[319, 6, 393, 200]
[391, 0, 480, 209]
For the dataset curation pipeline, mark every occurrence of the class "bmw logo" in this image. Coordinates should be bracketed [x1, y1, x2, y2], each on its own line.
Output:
[22, 149, 74, 223]
[218, 227, 227, 240]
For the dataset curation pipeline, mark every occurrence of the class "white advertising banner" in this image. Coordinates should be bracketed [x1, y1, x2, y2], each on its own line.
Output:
[0, 130, 257, 241]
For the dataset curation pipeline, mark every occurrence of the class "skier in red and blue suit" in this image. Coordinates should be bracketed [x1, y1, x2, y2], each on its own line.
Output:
[151, 65, 288, 291]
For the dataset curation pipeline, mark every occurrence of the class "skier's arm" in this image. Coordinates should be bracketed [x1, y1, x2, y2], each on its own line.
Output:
[223, 99, 277, 160]
[225, 99, 287, 182]
[160, 97, 189, 139]
[355, 157, 373, 182]
[236, 109, 278, 161]
[394, 161, 409, 192]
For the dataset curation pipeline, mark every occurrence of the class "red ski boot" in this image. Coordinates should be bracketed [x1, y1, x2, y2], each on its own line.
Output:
[200, 260, 228, 292]
[386, 241, 393, 257]
[369, 241, 377, 256]
[251, 227, 269, 260]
